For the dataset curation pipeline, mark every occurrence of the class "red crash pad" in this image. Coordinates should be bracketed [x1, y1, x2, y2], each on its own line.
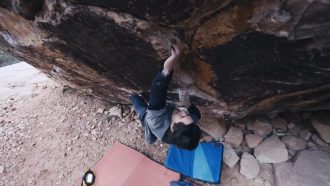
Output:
[75, 142, 180, 186]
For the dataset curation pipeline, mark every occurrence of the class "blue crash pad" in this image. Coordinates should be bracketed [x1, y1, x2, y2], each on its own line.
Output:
[164, 142, 224, 184]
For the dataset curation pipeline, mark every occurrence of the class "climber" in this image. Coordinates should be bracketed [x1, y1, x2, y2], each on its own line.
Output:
[130, 38, 201, 150]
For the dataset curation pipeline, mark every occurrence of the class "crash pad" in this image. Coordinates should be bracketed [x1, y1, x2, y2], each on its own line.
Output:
[165, 143, 223, 184]
[75, 142, 180, 186]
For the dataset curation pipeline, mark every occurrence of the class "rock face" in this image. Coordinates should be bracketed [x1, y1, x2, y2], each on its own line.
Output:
[0, 0, 330, 119]
[254, 135, 288, 163]
[274, 150, 330, 186]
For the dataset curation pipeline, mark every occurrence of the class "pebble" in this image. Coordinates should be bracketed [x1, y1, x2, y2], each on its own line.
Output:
[97, 107, 104, 114]
[0, 165, 4, 174]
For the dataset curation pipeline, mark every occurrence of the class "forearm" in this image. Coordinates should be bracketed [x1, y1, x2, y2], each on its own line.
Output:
[148, 70, 173, 110]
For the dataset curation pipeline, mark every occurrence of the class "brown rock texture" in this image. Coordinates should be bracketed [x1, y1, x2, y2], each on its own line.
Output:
[0, 0, 330, 119]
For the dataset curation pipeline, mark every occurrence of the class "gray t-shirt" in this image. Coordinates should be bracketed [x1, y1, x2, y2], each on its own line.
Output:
[142, 104, 200, 144]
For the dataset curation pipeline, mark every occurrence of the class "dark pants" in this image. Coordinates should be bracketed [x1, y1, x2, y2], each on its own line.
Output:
[130, 70, 173, 122]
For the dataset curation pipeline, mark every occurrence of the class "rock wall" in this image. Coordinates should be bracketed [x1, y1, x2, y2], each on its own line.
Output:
[0, 0, 329, 119]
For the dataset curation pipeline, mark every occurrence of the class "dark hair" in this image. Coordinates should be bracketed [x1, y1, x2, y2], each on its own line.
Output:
[163, 122, 201, 150]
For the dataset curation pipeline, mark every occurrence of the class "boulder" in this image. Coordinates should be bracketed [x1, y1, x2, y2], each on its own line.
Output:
[239, 152, 259, 179]
[254, 135, 288, 163]
[224, 126, 243, 147]
[274, 150, 330, 186]
[0, 0, 329, 120]
[311, 112, 330, 143]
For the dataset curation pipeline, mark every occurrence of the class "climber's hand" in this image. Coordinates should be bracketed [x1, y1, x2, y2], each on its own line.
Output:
[162, 39, 183, 76]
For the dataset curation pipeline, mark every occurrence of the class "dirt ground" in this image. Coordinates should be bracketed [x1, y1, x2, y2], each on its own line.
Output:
[0, 63, 175, 186]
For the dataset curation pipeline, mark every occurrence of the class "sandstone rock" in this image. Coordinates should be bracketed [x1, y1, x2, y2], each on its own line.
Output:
[311, 112, 330, 143]
[270, 117, 287, 131]
[224, 126, 243, 147]
[108, 106, 122, 118]
[254, 135, 288, 163]
[281, 136, 306, 151]
[248, 119, 272, 136]
[0, 0, 329, 121]
[244, 134, 263, 148]
[239, 153, 259, 179]
[223, 143, 240, 168]
[275, 150, 330, 186]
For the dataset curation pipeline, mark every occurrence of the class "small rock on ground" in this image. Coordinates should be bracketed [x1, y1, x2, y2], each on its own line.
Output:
[254, 135, 288, 163]
[239, 152, 259, 179]
[245, 134, 263, 148]
[270, 117, 287, 131]
[108, 106, 122, 118]
[0, 165, 4, 174]
[298, 129, 311, 140]
[281, 136, 306, 151]
[224, 126, 243, 147]
[199, 116, 226, 141]
[248, 118, 272, 136]
[223, 143, 240, 168]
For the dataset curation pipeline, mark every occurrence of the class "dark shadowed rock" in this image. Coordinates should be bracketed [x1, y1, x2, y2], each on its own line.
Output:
[247, 118, 272, 136]
[270, 117, 287, 131]
[311, 112, 330, 143]
[0, 0, 329, 120]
